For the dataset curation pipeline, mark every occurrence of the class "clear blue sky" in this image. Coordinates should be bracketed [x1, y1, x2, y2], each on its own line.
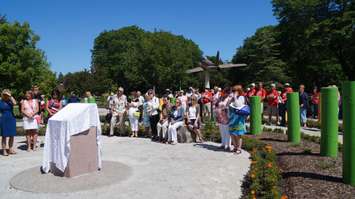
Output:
[1, 0, 277, 74]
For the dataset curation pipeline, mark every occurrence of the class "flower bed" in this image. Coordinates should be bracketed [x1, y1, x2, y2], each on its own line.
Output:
[242, 136, 285, 199]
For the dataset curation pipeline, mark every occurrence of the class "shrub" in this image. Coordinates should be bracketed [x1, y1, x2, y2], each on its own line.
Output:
[242, 136, 282, 199]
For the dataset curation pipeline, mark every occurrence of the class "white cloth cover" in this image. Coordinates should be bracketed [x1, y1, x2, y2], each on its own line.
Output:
[42, 103, 102, 173]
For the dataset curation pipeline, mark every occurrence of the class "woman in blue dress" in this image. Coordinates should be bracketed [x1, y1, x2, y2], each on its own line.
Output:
[228, 85, 247, 155]
[0, 89, 17, 156]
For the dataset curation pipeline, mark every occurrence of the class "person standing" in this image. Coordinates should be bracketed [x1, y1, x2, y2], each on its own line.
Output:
[311, 87, 320, 119]
[147, 89, 160, 141]
[299, 84, 309, 128]
[21, 90, 40, 151]
[84, 91, 96, 104]
[266, 83, 279, 125]
[256, 82, 267, 117]
[215, 88, 231, 151]
[0, 89, 17, 156]
[228, 85, 247, 155]
[67, 91, 80, 103]
[110, 87, 127, 136]
[247, 83, 256, 98]
[279, 83, 293, 126]
[167, 99, 185, 145]
[128, 97, 140, 138]
[46, 90, 62, 119]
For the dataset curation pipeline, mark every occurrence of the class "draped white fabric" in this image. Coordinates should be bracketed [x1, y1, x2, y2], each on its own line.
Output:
[42, 103, 102, 173]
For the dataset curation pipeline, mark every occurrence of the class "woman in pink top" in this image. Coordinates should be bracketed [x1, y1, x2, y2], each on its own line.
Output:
[21, 90, 40, 151]
[215, 88, 231, 151]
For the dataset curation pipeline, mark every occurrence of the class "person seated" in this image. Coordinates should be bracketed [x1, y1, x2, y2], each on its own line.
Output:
[157, 97, 171, 143]
[186, 96, 203, 143]
[167, 99, 185, 145]
[68, 91, 80, 103]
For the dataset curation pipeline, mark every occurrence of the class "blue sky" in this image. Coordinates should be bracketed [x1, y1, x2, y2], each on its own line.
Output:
[1, 0, 277, 74]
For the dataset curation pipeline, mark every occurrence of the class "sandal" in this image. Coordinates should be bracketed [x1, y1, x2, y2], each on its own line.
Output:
[2, 150, 9, 156]
[8, 149, 17, 155]
[234, 150, 242, 155]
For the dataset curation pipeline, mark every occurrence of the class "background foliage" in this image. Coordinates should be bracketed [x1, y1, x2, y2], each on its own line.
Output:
[0, 16, 56, 97]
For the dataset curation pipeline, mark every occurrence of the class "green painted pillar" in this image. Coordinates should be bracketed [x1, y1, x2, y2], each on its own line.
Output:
[343, 81, 355, 186]
[320, 87, 338, 157]
[287, 92, 301, 144]
[250, 96, 262, 135]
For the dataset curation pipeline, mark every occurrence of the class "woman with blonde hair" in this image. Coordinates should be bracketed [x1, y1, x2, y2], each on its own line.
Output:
[21, 90, 40, 151]
[228, 85, 247, 155]
[167, 99, 185, 145]
[186, 96, 203, 143]
[0, 89, 17, 156]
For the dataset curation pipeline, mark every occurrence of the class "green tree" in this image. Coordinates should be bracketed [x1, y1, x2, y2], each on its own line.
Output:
[91, 26, 202, 94]
[0, 17, 56, 96]
[232, 26, 289, 84]
[272, 0, 352, 86]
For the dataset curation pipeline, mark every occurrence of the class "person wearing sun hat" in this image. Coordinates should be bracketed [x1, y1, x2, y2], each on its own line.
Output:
[228, 85, 247, 155]
[0, 89, 17, 156]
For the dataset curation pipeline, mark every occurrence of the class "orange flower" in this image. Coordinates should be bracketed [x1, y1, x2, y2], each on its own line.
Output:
[281, 194, 288, 199]
[265, 145, 273, 153]
[250, 172, 256, 179]
[266, 162, 273, 168]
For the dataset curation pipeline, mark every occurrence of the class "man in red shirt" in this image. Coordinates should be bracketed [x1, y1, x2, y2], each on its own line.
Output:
[279, 83, 293, 126]
[266, 83, 279, 125]
[256, 82, 267, 116]
[247, 83, 256, 98]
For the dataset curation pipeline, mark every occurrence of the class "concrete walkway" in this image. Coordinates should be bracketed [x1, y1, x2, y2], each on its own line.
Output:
[248, 123, 343, 144]
[0, 136, 250, 199]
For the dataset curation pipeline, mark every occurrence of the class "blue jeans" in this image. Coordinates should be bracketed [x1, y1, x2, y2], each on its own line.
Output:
[300, 107, 307, 125]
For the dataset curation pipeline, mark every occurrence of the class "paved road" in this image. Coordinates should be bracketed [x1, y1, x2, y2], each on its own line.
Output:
[0, 136, 250, 199]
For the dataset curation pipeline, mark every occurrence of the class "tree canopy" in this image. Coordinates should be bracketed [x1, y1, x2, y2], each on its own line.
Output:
[232, 0, 354, 89]
[91, 26, 203, 93]
[0, 16, 56, 96]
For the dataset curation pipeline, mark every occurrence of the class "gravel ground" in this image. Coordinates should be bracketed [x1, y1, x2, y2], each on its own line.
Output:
[259, 133, 355, 199]
[0, 136, 250, 199]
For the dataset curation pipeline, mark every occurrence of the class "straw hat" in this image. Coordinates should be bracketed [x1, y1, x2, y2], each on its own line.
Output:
[1, 89, 11, 97]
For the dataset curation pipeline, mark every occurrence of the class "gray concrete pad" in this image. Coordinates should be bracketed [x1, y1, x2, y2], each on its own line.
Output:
[10, 161, 132, 193]
[0, 136, 250, 199]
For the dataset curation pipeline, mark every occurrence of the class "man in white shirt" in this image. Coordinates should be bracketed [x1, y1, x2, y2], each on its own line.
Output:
[110, 87, 127, 136]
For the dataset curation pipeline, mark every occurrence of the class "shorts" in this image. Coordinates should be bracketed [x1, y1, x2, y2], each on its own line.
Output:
[267, 105, 278, 116]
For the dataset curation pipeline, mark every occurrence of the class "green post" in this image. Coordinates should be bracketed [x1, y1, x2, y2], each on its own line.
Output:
[250, 96, 262, 135]
[287, 92, 301, 144]
[320, 87, 338, 157]
[343, 81, 355, 186]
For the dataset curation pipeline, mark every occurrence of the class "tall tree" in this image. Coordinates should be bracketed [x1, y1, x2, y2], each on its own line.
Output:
[272, 0, 352, 85]
[232, 26, 289, 84]
[0, 18, 56, 96]
[91, 26, 202, 93]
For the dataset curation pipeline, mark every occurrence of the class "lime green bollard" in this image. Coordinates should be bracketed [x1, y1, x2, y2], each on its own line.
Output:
[250, 96, 262, 135]
[343, 81, 355, 186]
[320, 87, 338, 157]
[287, 92, 301, 144]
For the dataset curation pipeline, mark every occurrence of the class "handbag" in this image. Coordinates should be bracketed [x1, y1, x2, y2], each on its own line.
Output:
[235, 105, 250, 116]
[34, 115, 42, 125]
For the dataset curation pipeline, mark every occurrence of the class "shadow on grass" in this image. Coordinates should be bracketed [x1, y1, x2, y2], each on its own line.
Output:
[282, 171, 343, 183]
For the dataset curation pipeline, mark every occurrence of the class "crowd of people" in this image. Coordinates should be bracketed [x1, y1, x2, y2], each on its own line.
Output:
[106, 85, 249, 153]
[0, 81, 335, 156]
[0, 86, 98, 156]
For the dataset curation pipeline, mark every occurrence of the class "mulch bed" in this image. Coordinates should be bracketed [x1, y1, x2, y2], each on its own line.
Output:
[251, 132, 355, 199]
